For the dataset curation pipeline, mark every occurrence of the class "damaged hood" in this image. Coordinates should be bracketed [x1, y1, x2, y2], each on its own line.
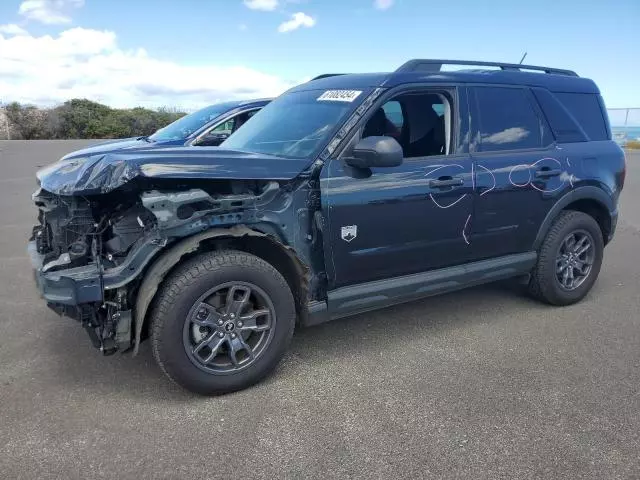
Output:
[36, 147, 312, 195]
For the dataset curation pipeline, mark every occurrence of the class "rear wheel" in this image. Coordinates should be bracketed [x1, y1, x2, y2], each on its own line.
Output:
[529, 211, 604, 305]
[150, 250, 296, 395]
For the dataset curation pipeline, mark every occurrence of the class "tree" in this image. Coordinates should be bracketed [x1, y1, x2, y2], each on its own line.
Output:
[4, 102, 51, 139]
[51, 99, 113, 138]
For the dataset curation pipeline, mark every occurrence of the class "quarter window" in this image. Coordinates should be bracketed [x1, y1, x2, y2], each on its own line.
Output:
[555, 92, 608, 141]
[474, 87, 547, 152]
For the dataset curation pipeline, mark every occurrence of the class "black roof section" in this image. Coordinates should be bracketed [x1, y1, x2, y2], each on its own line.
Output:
[310, 59, 578, 83]
[295, 59, 595, 95]
[395, 59, 578, 76]
[310, 74, 347, 81]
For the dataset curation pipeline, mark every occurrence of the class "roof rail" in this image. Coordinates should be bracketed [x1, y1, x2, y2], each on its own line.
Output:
[395, 59, 578, 77]
[310, 73, 347, 81]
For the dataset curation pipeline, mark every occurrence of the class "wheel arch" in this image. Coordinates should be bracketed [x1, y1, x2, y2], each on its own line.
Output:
[533, 186, 615, 251]
[132, 225, 308, 355]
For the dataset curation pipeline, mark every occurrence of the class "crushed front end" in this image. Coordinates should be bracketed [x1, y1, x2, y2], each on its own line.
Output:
[28, 171, 317, 356]
[29, 188, 154, 354]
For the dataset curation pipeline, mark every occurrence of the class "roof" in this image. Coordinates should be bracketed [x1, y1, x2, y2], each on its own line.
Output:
[294, 59, 599, 94]
[238, 98, 272, 107]
[206, 98, 272, 111]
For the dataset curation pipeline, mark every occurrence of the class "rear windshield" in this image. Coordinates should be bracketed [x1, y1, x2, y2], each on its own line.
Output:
[221, 89, 366, 158]
[554, 92, 609, 141]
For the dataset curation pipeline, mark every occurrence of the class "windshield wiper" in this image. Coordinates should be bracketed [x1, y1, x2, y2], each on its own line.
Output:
[137, 135, 154, 142]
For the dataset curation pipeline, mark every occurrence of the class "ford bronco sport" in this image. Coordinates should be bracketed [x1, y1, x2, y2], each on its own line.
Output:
[29, 59, 625, 394]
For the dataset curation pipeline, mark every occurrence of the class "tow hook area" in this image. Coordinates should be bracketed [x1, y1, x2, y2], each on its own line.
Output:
[84, 322, 117, 356]
[47, 302, 132, 356]
[84, 309, 132, 356]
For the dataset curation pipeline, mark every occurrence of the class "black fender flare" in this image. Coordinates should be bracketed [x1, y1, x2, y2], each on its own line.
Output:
[532, 186, 614, 250]
[132, 225, 270, 355]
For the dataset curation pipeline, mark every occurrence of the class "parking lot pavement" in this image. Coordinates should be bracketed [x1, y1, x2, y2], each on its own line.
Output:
[1, 140, 639, 480]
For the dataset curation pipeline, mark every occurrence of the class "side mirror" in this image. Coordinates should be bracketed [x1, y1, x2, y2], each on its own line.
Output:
[345, 136, 403, 169]
[196, 132, 230, 146]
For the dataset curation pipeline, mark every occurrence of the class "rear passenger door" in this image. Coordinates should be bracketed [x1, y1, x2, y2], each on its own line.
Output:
[469, 86, 566, 260]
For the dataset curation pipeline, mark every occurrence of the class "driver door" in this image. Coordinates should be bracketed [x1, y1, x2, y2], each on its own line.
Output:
[322, 86, 474, 289]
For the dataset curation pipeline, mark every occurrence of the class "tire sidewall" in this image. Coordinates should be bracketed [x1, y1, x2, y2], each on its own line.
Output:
[153, 253, 295, 395]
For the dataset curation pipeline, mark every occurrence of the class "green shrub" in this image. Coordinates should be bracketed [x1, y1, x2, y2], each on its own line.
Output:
[5, 99, 185, 140]
[5, 102, 53, 139]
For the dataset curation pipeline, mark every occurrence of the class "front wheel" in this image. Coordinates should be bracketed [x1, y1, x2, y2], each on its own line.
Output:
[150, 250, 296, 395]
[528, 210, 604, 306]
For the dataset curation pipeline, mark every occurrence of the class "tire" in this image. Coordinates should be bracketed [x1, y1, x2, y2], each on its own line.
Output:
[528, 210, 604, 306]
[150, 250, 296, 395]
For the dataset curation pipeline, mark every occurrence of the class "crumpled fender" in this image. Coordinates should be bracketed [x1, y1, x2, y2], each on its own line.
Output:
[133, 225, 269, 355]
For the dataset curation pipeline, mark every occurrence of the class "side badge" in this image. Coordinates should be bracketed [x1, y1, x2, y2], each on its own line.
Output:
[341, 225, 357, 242]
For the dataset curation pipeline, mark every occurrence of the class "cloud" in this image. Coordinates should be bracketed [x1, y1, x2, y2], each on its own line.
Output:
[277, 12, 315, 33]
[18, 0, 84, 25]
[374, 0, 394, 10]
[0, 24, 29, 35]
[243, 0, 278, 11]
[0, 27, 295, 109]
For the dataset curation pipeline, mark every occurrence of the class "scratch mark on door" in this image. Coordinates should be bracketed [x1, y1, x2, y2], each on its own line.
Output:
[462, 214, 471, 245]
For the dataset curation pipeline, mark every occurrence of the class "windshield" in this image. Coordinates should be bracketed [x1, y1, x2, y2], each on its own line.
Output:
[220, 89, 366, 158]
[149, 102, 239, 141]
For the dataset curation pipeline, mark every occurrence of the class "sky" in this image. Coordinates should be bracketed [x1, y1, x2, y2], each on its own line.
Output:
[0, 0, 638, 111]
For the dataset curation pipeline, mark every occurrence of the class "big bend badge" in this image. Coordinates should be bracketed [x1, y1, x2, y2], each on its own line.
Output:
[341, 225, 357, 243]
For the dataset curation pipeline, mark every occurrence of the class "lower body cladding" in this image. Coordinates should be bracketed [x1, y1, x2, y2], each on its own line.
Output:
[29, 181, 317, 357]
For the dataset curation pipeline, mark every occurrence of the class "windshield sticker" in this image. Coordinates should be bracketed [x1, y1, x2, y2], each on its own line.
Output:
[317, 90, 362, 102]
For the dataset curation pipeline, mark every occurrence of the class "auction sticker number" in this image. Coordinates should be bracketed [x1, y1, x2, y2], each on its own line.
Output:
[317, 90, 362, 102]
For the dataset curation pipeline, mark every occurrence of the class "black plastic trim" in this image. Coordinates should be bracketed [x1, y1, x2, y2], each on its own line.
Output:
[302, 300, 330, 327]
[326, 252, 537, 320]
[532, 186, 615, 250]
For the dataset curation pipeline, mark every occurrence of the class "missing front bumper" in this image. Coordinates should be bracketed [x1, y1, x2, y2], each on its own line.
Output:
[28, 240, 103, 306]
[29, 240, 133, 355]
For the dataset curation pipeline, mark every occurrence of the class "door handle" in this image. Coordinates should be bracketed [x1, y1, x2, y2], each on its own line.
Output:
[429, 176, 464, 188]
[535, 168, 562, 178]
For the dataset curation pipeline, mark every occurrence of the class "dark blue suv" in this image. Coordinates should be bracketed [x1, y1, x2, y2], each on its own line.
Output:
[29, 60, 625, 394]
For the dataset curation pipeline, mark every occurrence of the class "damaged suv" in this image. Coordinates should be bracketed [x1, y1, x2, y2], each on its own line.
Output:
[29, 59, 625, 394]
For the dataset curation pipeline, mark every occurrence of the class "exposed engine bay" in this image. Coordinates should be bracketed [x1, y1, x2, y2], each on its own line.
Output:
[32, 189, 154, 270]
[29, 178, 313, 355]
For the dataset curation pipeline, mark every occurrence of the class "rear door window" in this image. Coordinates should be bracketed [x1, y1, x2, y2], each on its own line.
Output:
[474, 87, 549, 152]
[212, 119, 235, 134]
